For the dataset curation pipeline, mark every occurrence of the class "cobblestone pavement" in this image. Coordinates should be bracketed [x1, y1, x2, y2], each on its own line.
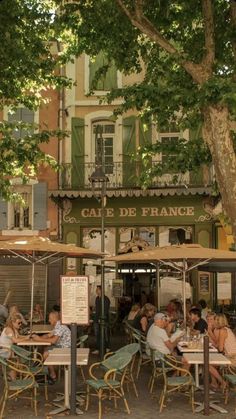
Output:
[2, 333, 236, 418]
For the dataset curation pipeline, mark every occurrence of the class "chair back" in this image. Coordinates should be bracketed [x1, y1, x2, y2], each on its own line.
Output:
[102, 352, 132, 373]
[116, 343, 140, 357]
[77, 334, 88, 348]
[11, 344, 31, 360]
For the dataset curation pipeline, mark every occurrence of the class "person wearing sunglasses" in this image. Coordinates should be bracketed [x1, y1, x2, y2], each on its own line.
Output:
[147, 312, 182, 357]
[0, 313, 30, 379]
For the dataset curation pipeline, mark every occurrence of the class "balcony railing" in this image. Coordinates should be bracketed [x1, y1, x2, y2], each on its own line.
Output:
[60, 161, 213, 190]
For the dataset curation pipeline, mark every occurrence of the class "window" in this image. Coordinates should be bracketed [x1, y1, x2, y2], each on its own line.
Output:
[9, 186, 32, 229]
[8, 107, 34, 139]
[93, 122, 115, 175]
[89, 51, 118, 91]
[0, 182, 47, 233]
[159, 133, 180, 164]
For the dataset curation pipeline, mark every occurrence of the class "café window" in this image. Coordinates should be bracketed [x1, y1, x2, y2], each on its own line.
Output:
[159, 133, 180, 164]
[159, 226, 193, 246]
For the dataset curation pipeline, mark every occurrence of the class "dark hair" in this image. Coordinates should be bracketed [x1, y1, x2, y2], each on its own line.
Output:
[189, 307, 201, 318]
[198, 299, 207, 309]
[97, 285, 101, 290]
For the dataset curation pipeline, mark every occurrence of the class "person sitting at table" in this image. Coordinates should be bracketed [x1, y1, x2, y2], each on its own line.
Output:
[0, 313, 31, 379]
[198, 299, 209, 320]
[127, 303, 141, 325]
[31, 303, 44, 323]
[9, 304, 28, 326]
[133, 303, 156, 334]
[206, 312, 219, 346]
[189, 307, 207, 335]
[32, 310, 71, 384]
[147, 312, 182, 357]
[206, 314, 233, 391]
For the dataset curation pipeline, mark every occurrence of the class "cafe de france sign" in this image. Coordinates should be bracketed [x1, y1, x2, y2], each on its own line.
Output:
[80, 206, 195, 218]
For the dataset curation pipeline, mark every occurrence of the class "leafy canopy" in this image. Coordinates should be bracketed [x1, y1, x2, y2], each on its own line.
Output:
[57, 0, 236, 182]
[0, 0, 69, 199]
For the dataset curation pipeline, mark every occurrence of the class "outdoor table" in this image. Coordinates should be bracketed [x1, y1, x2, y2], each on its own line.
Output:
[177, 342, 218, 353]
[183, 352, 231, 413]
[44, 347, 89, 415]
[31, 324, 53, 334]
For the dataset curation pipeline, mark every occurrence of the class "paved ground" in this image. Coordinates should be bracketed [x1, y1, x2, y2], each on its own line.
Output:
[2, 331, 236, 418]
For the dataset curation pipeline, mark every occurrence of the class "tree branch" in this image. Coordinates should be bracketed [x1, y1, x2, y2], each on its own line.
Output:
[201, 0, 215, 70]
[116, 0, 210, 84]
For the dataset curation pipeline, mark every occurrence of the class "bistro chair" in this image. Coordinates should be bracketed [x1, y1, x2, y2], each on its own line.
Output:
[104, 343, 140, 397]
[132, 332, 151, 379]
[224, 365, 236, 410]
[159, 355, 195, 413]
[0, 355, 38, 417]
[85, 352, 132, 419]
[10, 344, 49, 400]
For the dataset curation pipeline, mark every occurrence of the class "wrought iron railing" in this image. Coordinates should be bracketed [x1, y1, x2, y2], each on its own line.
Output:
[60, 161, 213, 190]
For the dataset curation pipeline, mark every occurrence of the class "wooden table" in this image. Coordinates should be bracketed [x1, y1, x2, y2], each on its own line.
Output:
[44, 348, 89, 415]
[177, 343, 218, 353]
[31, 324, 53, 334]
[17, 339, 51, 347]
[183, 352, 231, 413]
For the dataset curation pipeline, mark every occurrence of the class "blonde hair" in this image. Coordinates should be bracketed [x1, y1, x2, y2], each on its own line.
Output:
[206, 311, 216, 319]
[5, 313, 22, 336]
[130, 304, 140, 312]
[141, 303, 156, 317]
[215, 314, 229, 328]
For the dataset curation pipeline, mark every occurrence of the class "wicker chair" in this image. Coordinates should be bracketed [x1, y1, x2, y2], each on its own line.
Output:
[159, 355, 195, 413]
[0, 355, 38, 417]
[85, 352, 132, 419]
[10, 344, 48, 400]
[104, 343, 140, 397]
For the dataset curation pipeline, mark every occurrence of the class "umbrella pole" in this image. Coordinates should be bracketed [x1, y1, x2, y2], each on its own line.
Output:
[156, 262, 160, 311]
[183, 259, 187, 326]
[30, 254, 35, 334]
[44, 261, 49, 323]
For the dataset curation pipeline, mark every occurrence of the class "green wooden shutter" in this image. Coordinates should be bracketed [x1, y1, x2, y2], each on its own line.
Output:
[0, 198, 8, 230]
[89, 51, 117, 91]
[33, 182, 47, 230]
[122, 116, 136, 186]
[71, 118, 85, 188]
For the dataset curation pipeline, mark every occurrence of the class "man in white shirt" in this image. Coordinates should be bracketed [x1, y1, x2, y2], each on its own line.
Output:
[147, 312, 180, 355]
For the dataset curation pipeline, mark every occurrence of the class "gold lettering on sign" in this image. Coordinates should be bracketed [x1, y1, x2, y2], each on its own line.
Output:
[81, 206, 195, 218]
[160, 207, 168, 216]
[169, 207, 178, 216]
[186, 206, 194, 216]
[141, 207, 149, 216]
[119, 208, 129, 217]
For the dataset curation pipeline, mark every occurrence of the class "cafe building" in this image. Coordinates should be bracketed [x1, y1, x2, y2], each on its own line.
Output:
[49, 54, 231, 309]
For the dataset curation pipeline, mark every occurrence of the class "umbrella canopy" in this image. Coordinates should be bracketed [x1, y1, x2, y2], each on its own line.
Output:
[0, 236, 103, 258]
[106, 244, 236, 323]
[0, 236, 103, 330]
[106, 244, 236, 267]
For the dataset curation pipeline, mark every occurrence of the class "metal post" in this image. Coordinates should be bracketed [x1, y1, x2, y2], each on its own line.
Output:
[156, 262, 160, 311]
[70, 322, 77, 415]
[100, 183, 106, 360]
[30, 252, 35, 334]
[44, 261, 49, 323]
[182, 259, 186, 326]
[203, 335, 210, 415]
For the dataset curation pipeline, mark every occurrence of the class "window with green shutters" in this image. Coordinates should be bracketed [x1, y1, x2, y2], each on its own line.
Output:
[89, 51, 118, 91]
[8, 107, 34, 139]
[93, 122, 115, 175]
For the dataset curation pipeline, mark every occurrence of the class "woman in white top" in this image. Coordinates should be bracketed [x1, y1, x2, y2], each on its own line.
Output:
[208, 314, 236, 390]
[0, 313, 29, 379]
[9, 305, 28, 326]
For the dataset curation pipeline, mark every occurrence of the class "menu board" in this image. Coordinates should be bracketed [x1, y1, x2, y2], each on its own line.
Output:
[61, 275, 89, 325]
[112, 279, 123, 298]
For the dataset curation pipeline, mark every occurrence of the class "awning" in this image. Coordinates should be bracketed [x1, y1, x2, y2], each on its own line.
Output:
[49, 187, 212, 199]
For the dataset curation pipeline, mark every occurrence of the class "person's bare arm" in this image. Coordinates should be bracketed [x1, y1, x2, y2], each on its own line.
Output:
[140, 317, 148, 333]
[31, 334, 59, 345]
[164, 336, 181, 352]
[217, 328, 227, 353]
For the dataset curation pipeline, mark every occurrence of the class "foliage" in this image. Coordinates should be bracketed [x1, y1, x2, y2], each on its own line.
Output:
[0, 0, 70, 198]
[57, 0, 236, 180]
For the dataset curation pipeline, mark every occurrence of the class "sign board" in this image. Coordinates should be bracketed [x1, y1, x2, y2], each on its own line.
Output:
[198, 272, 210, 295]
[112, 279, 123, 298]
[61, 275, 89, 325]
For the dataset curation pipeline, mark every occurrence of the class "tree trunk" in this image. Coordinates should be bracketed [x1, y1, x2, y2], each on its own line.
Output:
[202, 105, 236, 244]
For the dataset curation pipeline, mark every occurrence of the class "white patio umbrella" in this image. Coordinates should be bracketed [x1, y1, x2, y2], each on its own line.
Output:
[106, 244, 236, 323]
[0, 236, 103, 331]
